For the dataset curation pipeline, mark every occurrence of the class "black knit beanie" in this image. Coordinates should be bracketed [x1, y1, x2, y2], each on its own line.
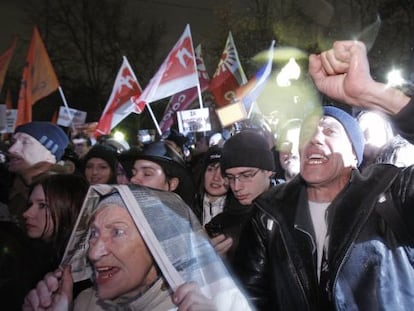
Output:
[83, 144, 118, 182]
[220, 130, 275, 171]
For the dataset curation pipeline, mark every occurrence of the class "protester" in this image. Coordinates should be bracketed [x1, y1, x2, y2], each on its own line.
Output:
[192, 145, 230, 225]
[1, 173, 88, 310]
[209, 130, 275, 263]
[23, 187, 252, 311]
[233, 40, 414, 310]
[61, 146, 83, 175]
[82, 144, 118, 185]
[71, 133, 92, 159]
[23, 173, 89, 268]
[5, 121, 69, 223]
[120, 140, 195, 206]
[276, 118, 301, 182]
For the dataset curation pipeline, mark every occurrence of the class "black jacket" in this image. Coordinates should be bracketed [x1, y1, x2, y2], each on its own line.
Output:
[233, 99, 414, 311]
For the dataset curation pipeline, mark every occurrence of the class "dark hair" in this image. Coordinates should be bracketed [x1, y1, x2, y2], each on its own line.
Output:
[28, 174, 89, 260]
[83, 144, 118, 184]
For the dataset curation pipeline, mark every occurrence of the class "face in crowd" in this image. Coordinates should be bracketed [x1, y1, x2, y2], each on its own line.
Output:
[23, 174, 88, 243]
[130, 159, 179, 192]
[84, 157, 113, 185]
[224, 167, 273, 205]
[88, 204, 158, 300]
[278, 126, 301, 181]
[23, 183, 54, 240]
[204, 162, 229, 198]
[299, 115, 357, 187]
[8, 132, 55, 173]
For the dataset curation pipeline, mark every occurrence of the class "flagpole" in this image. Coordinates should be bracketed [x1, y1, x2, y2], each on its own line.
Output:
[58, 86, 76, 133]
[146, 103, 162, 136]
[188, 25, 203, 110]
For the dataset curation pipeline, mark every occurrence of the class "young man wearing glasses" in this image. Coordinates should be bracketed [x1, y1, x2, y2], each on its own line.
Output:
[207, 130, 275, 266]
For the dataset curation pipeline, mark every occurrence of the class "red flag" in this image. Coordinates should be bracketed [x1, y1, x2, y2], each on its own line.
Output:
[95, 56, 142, 137]
[132, 25, 198, 112]
[0, 36, 17, 93]
[16, 27, 59, 126]
[159, 44, 210, 133]
[209, 32, 247, 107]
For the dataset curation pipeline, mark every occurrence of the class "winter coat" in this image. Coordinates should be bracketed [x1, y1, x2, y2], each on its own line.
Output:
[233, 99, 414, 311]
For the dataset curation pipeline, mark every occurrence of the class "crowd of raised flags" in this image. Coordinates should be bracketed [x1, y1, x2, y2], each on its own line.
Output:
[0, 24, 276, 140]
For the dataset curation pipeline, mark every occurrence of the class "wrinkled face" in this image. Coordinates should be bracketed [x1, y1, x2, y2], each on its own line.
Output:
[84, 158, 112, 185]
[130, 159, 170, 191]
[23, 184, 54, 240]
[88, 205, 157, 300]
[224, 167, 272, 205]
[8, 132, 54, 173]
[204, 162, 229, 197]
[300, 116, 357, 187]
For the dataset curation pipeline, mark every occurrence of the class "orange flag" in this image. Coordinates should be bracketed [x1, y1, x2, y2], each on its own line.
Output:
[0, 36, 17, 93]
[16, 27, 59, 126]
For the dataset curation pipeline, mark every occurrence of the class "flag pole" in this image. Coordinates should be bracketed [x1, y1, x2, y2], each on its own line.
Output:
[58, 86, 76, 133]
[146, 103, 162, 136]
[188, 28, 203, 109]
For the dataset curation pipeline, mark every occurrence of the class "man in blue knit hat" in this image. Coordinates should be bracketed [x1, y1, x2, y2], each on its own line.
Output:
[234, 40, 414, 311]
[5, 121, 69, 223]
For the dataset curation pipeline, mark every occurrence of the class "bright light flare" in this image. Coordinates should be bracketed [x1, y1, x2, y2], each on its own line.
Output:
[276, 58, 301, 87]
[113, 130, 125, 141]
[386, 69, 405, 87]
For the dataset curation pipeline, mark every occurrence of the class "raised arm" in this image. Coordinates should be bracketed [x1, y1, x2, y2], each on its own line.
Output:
[309, 40, 410, 115]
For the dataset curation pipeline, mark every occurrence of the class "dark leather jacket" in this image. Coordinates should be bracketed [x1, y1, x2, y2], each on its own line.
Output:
[233, 99, 414, 311]
[234, 164, 414, 310]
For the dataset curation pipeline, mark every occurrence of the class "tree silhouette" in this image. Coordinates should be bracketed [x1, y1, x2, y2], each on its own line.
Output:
[22, 0, 166, 123]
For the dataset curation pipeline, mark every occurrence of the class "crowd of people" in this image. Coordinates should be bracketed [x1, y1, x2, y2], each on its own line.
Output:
[1, 40, 414, 310]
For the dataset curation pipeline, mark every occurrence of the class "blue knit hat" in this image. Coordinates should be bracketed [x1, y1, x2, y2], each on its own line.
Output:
[15, 121, 69, 161]
[323, 106, 365, 167]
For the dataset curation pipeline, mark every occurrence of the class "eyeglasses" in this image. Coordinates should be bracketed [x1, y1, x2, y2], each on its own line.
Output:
[225, 169, 261, 184]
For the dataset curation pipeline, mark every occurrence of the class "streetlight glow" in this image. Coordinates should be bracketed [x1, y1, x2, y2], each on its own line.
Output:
[386, 69, 404, 87]
[276, 57, 301, 87]
[113, 130, 125, 141]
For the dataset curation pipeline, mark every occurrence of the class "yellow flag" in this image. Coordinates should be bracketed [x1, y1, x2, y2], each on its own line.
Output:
[16, 27, 59, 126]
